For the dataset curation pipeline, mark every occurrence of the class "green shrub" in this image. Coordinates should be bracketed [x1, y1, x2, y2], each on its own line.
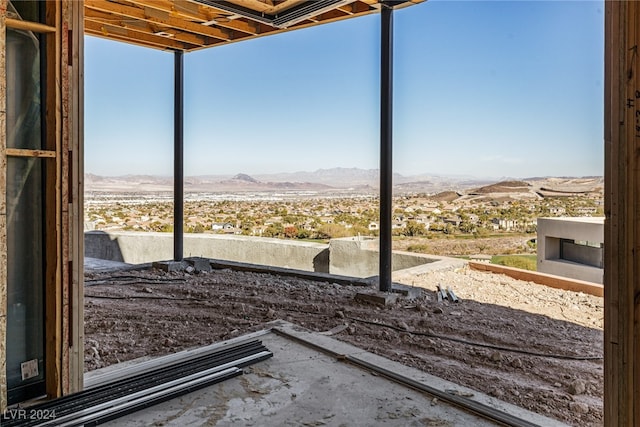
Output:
[407, 244, 430, 254]
[491, 255, 537, 271]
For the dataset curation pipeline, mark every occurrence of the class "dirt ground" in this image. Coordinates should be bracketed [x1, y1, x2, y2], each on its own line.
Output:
[84, 265, 603, 427]
[393, 235, 536, 256]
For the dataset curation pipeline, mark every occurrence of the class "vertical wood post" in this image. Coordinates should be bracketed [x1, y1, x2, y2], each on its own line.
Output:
[66, 0, 85, 395]
[44, 0, 63, 401]
[604, 2, 640, 425]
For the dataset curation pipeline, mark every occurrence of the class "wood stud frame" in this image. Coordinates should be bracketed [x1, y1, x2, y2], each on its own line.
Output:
[0, 0, 84, 411]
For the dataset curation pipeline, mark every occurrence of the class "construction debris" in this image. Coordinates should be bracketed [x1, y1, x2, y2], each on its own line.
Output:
[448, 286, 460, 303]
[436, 284, 461, 304]
[437, 284, 448, 301]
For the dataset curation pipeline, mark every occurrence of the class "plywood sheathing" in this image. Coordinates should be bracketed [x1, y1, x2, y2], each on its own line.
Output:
[604, 2, 640, 426]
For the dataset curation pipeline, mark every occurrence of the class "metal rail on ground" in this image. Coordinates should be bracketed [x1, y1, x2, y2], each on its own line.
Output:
[272, 327, 541, 427]
[2, 340, 272, 427]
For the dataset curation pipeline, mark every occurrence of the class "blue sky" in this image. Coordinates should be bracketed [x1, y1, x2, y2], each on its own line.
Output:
[85, 0, 604, 179]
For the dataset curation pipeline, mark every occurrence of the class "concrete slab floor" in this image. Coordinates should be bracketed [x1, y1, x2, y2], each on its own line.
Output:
[88, 322, 568, 427]
[84, 257, 134, 272]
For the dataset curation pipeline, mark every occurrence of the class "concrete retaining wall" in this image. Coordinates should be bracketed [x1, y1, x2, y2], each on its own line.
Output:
[329, 237, 437, 278]
[85, 232, 444, 277]
[85, 231, 329, 272]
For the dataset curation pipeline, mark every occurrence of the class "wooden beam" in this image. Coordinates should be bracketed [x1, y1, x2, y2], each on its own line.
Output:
[5, 18, 56, 33]
[85, 20, 196, 50]
[85, 9, 212, 47]
[68, 0, 85, 395]
[348, 1, 375, 14]
[126, 0, 211, 21]
[85, 30, 172, 51]
[314, 8, 349, 22]
[219, 0, 305, 14]
[604, 1, 640, 426]
[5, 148, 57, 158]
[131, 0, 262, 35]
[284, 6, 377, 33]
[60, 0, 83, 396]
[337, 5, 355, 15]
[44, 0, 63, 401]
[84, 0, 232, 41]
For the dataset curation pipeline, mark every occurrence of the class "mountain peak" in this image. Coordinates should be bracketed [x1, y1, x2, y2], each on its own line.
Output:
[232, 173, 258, 183]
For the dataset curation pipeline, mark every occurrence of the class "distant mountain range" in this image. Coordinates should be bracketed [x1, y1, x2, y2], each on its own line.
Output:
[85, 168, 604, 195]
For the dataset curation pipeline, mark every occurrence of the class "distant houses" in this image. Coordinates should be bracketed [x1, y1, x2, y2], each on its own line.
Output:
[85, 178, 603, 240]
[211, 222, 235, 233]
[491, 218, 518, 231]
[549, 206, 566, 215]
[575, 206, 597, 215]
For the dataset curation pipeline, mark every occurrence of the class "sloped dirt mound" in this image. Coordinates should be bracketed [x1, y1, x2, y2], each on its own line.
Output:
[470, 180, 531, 194]
[429, 191, 460, 202]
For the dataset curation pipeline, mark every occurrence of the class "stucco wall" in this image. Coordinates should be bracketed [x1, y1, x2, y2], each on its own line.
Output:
[537, 217, 604, 284]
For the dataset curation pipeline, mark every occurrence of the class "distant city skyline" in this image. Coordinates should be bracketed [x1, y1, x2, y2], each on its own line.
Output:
[85, 0, 604, 179]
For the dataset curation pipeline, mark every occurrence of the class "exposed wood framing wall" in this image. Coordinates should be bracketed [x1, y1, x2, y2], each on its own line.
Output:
[43, 0, 84, 401]
[0, 0, 83, 411]
[604, 1, 640, 426]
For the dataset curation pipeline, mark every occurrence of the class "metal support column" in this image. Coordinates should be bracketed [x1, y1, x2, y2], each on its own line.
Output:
[174, 50, 184, 261]
[379, 3, 394, 292]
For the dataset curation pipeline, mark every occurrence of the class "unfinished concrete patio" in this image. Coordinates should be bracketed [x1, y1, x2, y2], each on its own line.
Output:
[85, 322, 566, 427]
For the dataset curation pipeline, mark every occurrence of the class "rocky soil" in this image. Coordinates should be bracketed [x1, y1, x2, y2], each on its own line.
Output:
[84, 265, 603, 426]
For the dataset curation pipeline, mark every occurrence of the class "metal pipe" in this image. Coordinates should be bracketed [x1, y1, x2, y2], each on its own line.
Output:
[174, 50, 184, 261]
[379, 3, 394, 292]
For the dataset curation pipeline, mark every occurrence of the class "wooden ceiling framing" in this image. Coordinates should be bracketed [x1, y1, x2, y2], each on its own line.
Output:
[84, 0, 423, 52]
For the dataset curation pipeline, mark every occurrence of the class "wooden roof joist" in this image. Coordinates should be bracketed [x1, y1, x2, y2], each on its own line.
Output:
[85, 9, 217, 47]
[127, 0, 264, 35]
[84, 0, 424, 51]
[85, 0, 233, 41]
[85, 20, 198, 50]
